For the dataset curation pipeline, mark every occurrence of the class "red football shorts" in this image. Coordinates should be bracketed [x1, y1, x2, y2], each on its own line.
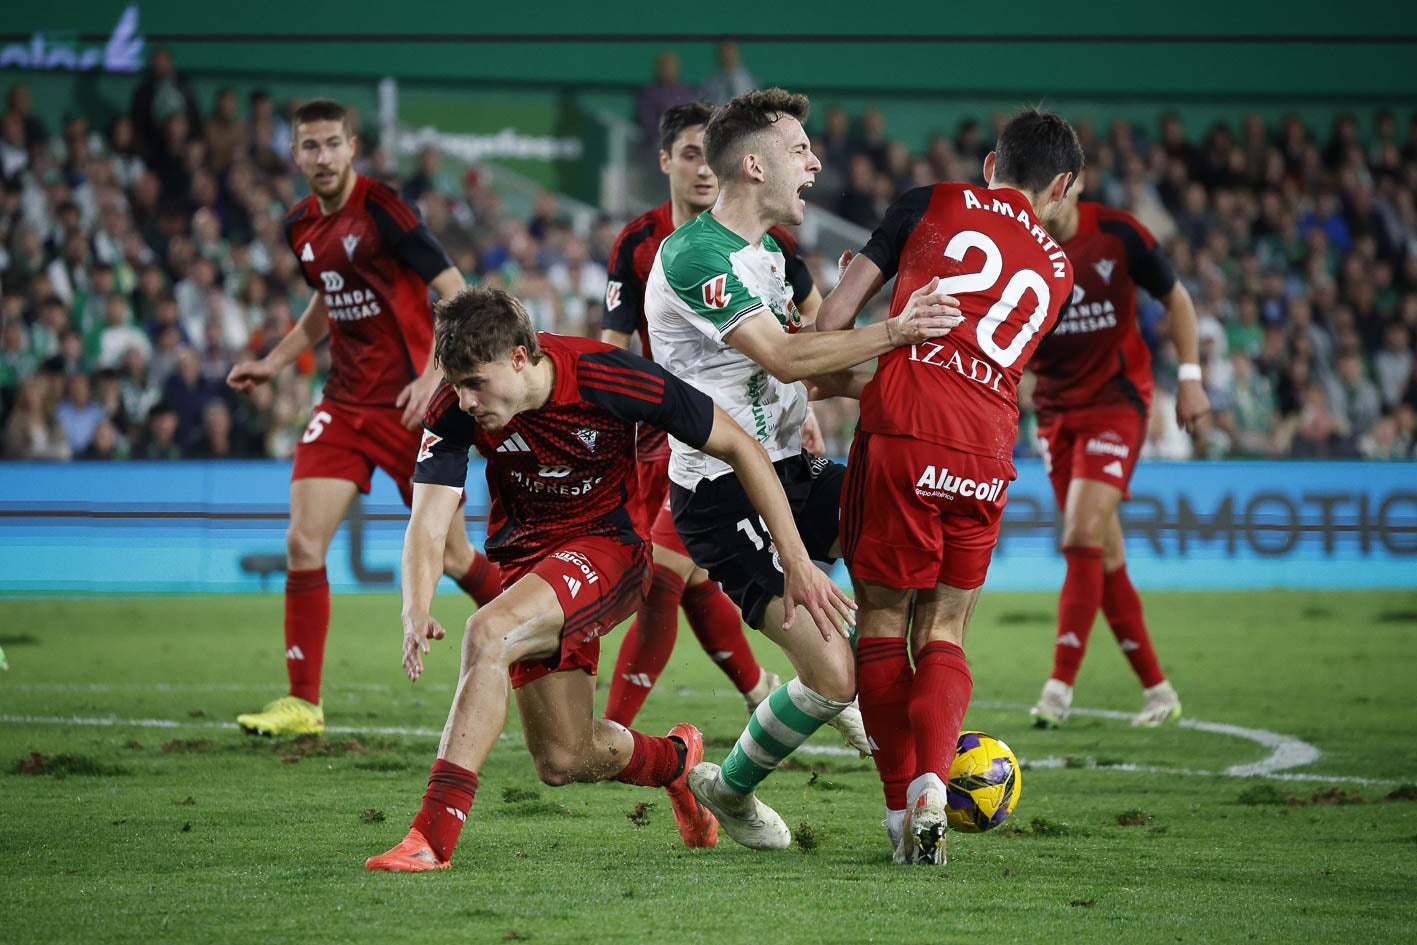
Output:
[505, 536, 651, 689]
[1035, 407, 1146, 508]
[291, 399, 418, 506]
[841, 431, 1012, 591]
[635, 450, 692, 556]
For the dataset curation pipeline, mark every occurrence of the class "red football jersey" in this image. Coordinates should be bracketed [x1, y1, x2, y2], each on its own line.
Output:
[858, 183, 1074, 467]
[284, 174, 454, 408]
[602, 201, 814, 457]
[415, 334, 715, 570]
[1029, 202, 1176, 416]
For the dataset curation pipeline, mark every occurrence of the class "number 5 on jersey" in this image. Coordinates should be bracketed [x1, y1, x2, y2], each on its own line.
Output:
[302, 410, 334, 444]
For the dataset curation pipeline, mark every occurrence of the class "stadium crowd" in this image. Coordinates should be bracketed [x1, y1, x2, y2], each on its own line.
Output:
[2, 56, 1416, 462]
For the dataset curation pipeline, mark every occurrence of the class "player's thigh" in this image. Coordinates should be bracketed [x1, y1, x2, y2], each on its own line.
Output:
[1100, 507, 1127, 571]
[910, 583, 984, 652]
[851, 578, 914, 641]
[755, 597, 856, 700]
[1061, 477, 1125, 548]
[506, 538, 652, 690]
[287, 477, 360, 556]
[651, 539, 699, 583]
[466, 570, 566, 665]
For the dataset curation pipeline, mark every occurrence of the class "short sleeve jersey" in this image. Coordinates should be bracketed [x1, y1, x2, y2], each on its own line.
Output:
[643, 211, 810, 490]
[603, 202, 814, 460]
[283, 174, 454, 408]
[858, 183, 1075, 467]
[1029, 202, 1176, 416]
[414, 334, 715, 570]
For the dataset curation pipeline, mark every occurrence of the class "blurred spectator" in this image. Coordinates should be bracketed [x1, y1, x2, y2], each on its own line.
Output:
[129, 48, 203, 163]
[700, 41, 757, 105]
[54, 371, 106, 454]
[636, 52, 696, 146]
[162, 346, 222, 446]
[96, 294, 152, 369]
[134, 400, 183, 460]
[4, 85, 47, 148]
[4, 375, 69, 459]
[80, 417, 129, 460]
[189, 398, 242, 459]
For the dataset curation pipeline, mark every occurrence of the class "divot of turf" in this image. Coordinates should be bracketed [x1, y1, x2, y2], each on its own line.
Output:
[626, 801, 652, 827]
[793, 822, 819, 852]
[1116, 809, 1155, 826]
[12, 751, 126, 777]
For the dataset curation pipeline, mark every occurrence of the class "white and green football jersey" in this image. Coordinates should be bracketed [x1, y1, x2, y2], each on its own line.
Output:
[644, 211, 809, 490]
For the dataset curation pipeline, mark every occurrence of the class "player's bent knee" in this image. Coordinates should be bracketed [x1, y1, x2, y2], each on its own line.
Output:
[800, 663, 856, 705]
[530, 745, 585, 786]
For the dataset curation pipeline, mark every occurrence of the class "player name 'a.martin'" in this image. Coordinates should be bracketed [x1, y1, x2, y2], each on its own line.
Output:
[962, 190, 1069, 278]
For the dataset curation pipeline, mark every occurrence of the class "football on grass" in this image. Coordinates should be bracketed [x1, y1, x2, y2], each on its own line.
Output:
[946, 730, 1021, 832]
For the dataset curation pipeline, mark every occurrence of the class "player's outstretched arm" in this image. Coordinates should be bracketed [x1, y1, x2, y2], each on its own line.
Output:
[1162, 281, 1211, 433]
[813, 250, 884, 333]
[227, 293, 330, 391]
[726, 279, 961, 384]
[400, 481, 462, 681]
[396, 268, 468, 429]
[699, 405, 856, 640]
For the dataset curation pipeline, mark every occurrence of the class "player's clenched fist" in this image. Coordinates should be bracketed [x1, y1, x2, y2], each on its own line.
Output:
[227, 358, 277, 391]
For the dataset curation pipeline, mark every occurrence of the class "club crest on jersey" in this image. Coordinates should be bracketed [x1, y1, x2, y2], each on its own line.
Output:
[342, 234, 361, 261]
[1094, 258, 1116, 285]
[575, 428, 599, 452]
[701, 274, 731, 309]
[417, 430, 442, 462]
[605, 281, 623, 311]
[300, 242, 315, 262]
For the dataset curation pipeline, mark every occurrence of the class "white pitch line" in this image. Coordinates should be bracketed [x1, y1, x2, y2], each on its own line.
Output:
[1, 706, 1396, 785]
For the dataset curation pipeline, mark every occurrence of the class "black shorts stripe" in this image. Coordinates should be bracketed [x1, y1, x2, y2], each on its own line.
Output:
[841, 429, 871, 567]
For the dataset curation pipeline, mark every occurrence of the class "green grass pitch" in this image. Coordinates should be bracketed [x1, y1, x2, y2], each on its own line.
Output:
[1, 589, 1415, 944]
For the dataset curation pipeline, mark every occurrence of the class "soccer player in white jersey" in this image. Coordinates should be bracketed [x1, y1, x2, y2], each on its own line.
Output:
[643, 87, 962, 850]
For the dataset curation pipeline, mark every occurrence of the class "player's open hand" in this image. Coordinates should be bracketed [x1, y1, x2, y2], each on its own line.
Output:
[226, 358, 276, 392]
[401, 611, 447, 682]
[397, 372, 442, 430]
[782, 556, 857, 642]
[1175, 378, 1210, 434]
[890, 276, 963, 345]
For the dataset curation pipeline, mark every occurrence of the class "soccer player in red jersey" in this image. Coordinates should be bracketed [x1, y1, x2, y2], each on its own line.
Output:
[365, 286, 855, 870]
[227, 99, 501, 738]
[601, 102, 824, 726]
[1027, 174, 1209, 730]
[818, 108, 1084, 864]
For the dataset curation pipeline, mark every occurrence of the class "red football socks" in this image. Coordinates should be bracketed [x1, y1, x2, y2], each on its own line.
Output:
[1102, 564, 1166, 688]
[411, 758, 479, 862]
[604, 565, 684, 726]
[909, 641, 973, 780]
[1050, 545, 1104, 686]
[284, 567, 330, 705]
[682, 579, 761, 694]
[614, 728, 683, 787]
[456, 553, 503, 608]
[856, 636, 915, 810]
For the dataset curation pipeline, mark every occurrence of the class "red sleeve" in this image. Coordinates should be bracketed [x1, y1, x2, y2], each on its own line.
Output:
[603, 218, 655, 336]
